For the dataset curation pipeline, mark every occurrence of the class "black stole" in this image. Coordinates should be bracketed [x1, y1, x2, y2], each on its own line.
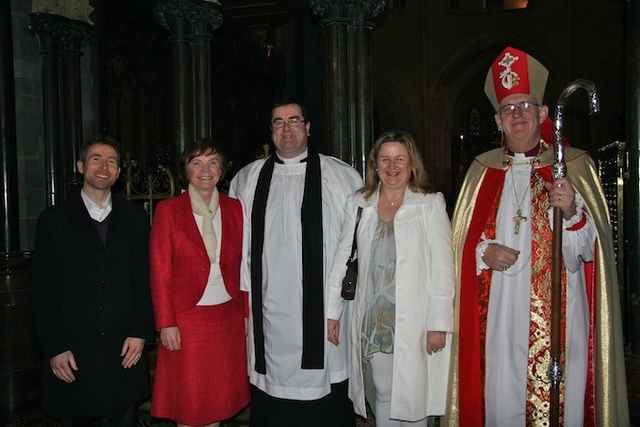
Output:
[250, 151, 324, 374]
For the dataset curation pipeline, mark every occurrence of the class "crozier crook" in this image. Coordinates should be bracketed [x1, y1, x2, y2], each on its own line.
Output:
[549, 79, 599, 427]
[553, 79, 600, 179]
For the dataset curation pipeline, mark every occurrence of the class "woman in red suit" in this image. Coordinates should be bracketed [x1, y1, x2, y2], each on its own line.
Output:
[150, 139, 249, 427]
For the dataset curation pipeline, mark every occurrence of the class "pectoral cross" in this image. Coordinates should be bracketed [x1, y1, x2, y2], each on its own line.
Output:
[513, 209, 527, 234]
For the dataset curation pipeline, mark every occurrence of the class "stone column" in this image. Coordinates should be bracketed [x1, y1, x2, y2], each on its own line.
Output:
[350, 2, 383, 174]
[60, 21, 92, 193]
[154, 0, 197, 168]
[310, 2, 351, 164]
[0, 0, 19, 252]
[2, 5, 39, 421]
[309, 0, 384, 173]
[30, 1, 94, 205]
[29, 13, 66, 207]
[193, 3, 223, 140]
[91, 0, 108, 133]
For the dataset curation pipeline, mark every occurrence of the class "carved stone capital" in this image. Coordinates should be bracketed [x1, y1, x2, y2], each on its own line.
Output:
[29, 12, 65, 42]
[309, 0, 385, 20]
[59, 19, 93, 49]
[154, 0, 223, 37]
[29, 13, 93, 49]
[154, 0, 196, 36]
[193, 2, 223, 35]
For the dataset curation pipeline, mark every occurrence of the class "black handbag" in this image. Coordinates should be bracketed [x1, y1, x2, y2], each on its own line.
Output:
[341, 207, 363, 300]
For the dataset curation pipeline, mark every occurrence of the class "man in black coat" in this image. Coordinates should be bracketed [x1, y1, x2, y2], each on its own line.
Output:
[32, 134, 155, 426]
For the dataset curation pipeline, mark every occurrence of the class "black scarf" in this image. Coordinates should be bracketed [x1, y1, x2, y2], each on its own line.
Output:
[250, 151, 324, 374]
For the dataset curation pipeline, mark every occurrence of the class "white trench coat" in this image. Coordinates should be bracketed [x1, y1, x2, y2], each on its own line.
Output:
[327, 189, 454, 422]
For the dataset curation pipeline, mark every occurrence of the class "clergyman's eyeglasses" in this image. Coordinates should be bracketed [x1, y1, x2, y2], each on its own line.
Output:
[498, 101, 540, 115]
[271, 117, 306, 129]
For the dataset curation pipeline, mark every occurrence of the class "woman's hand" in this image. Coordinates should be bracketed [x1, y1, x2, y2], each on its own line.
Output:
[327, 319, 340, 346]
[426, 331, 446, 355]
[160, 326, 181, 351]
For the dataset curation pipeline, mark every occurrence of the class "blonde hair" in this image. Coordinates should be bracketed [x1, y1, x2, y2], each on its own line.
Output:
[362, 130, 433, 199]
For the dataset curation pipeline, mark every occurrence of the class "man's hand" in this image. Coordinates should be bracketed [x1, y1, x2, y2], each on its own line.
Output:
[483, 243, 520, 271]
[545, 177, 577, 220]
[50, 350, 79, 383]
[121, 337, 145, 369]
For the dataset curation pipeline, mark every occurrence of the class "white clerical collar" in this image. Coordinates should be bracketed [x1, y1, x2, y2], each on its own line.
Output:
[276, 149, 308, 164]
[81, 189, 113, 222]
[509, 152, 533, 167]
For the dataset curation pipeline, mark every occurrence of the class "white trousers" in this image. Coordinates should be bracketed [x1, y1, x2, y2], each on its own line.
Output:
[370, 353, 432, 427]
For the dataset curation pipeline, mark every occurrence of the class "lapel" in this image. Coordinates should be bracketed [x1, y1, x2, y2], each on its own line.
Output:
[179, 193, 210, 256]
[103, 195, 124, 256]
[218, 195, 232, 259]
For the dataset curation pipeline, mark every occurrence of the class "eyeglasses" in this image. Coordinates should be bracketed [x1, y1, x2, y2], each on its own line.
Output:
[498, 101, 541, 115]
[271, 117, 306, 129]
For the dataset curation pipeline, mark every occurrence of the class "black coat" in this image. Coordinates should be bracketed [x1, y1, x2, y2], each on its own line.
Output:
[31, 192, 155, 417]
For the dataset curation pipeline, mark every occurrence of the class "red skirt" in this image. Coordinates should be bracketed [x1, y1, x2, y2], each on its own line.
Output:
[151, 301, 249, 425]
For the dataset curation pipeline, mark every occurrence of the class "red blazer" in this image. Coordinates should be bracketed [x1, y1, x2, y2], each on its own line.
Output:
[150, 192, 244, 330]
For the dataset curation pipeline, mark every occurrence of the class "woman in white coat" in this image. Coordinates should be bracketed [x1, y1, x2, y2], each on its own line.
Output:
[327, 130, 454, 426]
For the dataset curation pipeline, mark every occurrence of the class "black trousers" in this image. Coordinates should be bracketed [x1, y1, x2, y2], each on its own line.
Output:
[60, 403, 137, 427]
[250, 380, 356, 427]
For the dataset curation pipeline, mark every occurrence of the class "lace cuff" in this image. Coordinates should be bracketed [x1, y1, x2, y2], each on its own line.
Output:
[476, 236, 502, 275]
[548, 193, 586, 230]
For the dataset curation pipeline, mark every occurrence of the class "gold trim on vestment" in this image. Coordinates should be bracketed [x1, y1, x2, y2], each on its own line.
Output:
[445, 146, 629, 426]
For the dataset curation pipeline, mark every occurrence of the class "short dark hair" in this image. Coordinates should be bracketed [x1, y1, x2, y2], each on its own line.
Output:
[180, 138, 230, 184]
[78, 134, 122, 165]
[271, 97, 309, 123]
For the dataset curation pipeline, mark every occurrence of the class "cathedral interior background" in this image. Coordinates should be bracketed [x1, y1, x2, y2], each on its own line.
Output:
[2, 0, 639, 424]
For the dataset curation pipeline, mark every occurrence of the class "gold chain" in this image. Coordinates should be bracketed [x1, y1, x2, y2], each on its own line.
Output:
[510, 166, 530, 234]
[380, 191, 404, 207]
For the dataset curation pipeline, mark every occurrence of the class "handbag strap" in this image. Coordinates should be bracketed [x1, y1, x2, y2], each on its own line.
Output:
[347, 207, 363, 262]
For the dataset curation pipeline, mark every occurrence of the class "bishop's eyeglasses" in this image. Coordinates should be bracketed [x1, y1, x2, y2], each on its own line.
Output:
[498, 101, 541, 115]
[271, 116, 306, 129]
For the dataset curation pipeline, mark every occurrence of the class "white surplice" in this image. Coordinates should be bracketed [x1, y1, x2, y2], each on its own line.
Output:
[478, 153, 595, 427]
[230, 151, 363, 401]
